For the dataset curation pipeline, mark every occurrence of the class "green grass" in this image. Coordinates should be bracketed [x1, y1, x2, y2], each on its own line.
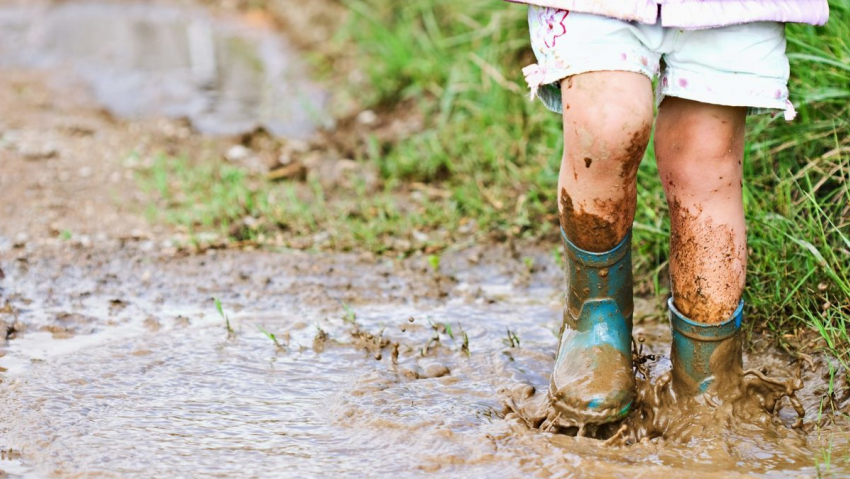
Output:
[215, 296, 234, 334]
[138, 153, 465, 252]
[139, 0, 849, 362]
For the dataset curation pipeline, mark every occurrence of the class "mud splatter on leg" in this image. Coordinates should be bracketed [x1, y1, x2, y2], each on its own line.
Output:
[655, 97, 748, 323]
[557, 71, 652, 252]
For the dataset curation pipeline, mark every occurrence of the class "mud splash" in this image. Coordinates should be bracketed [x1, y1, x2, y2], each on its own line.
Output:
[1, 243, 849, 478]
[507, 328, 805, 439]
[0, 2, 330, 137]
[506, 327, 849, 476]
[608, 327, 809, 446]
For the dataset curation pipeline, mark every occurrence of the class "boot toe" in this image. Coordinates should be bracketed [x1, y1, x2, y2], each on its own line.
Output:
[551, 374, 634, 423]
[549, 341, 635, 425]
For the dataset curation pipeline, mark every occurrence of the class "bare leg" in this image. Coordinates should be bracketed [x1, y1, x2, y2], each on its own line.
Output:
[559, 72, 653, 252]
[655, 97, 747, 324]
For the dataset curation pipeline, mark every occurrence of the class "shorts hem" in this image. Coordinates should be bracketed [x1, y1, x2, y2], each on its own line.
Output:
[657, 67, 789, 116]
[534, 53, 658, 114]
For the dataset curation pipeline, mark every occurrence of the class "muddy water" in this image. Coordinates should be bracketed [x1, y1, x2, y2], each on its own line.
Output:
[1, 244, 848, 478]
[0, 2, 330, 137]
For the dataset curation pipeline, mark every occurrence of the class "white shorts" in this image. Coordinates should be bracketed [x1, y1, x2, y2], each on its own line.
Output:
[524, 7, 795, 120]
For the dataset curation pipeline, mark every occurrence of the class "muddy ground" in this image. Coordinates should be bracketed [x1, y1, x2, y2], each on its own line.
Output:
[1, 1, 849, 478]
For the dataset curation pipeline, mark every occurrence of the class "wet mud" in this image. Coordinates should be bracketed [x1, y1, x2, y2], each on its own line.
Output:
[559, 188, 623, 252]
[559, 73, 650, 255]
[669, 199, 747, 323]
[506, 323, 850, 477]
[609, 330, 809, 447]
[620, 124, 651, 178]
[559, 123, 646, 253]
[546, 341, 635, 430]
[1, 241, 849, 478]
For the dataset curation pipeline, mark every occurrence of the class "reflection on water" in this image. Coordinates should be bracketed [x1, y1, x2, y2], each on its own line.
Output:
[0, 2, 330, 137]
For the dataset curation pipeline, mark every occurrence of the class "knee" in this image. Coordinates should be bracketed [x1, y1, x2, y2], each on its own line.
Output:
[655, 105, 746, 195]
[657, 137, 743, 198]
[565, 102, 652, 178]
[662, 154, 741, 198]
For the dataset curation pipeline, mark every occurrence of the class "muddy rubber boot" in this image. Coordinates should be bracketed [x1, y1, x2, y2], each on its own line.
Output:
[549, 229, 635, 426]
[668, 298, 744, 397]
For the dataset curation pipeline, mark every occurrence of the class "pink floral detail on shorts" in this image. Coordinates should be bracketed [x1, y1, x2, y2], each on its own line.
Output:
[538, 8, 569, 48]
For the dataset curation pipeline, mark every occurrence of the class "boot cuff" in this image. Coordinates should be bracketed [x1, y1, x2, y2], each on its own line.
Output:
[561, 228, 631, 268]
[668, 297, 743, 342]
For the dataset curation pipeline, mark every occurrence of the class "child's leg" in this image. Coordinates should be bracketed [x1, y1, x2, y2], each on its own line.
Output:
[548, 70, 652, 425]
[559, 71, 653, 252]
[654, 97, 748, 324]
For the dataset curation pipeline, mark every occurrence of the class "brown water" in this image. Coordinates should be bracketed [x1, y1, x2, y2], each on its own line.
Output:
[1, 243, 848, 478]
[0, 2, 330, 137]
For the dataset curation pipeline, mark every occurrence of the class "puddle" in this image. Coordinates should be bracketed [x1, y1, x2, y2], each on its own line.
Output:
[0, 2, 331, 138]
[1, 244, 848, 478]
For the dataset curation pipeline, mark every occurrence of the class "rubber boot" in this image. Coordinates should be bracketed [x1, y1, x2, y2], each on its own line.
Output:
[549, 229, 635, 425]
[668, 298, 744, 397]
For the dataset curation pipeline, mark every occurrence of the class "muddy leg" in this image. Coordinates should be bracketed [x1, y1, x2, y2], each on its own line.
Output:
[559, 72, 653, 252]
[655, 97, 747, 324]
[548, 71, 652, 427]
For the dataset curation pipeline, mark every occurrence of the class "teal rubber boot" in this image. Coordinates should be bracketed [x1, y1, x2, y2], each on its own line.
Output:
[549, 229, 635, 425]
[668, 298, 744, 396]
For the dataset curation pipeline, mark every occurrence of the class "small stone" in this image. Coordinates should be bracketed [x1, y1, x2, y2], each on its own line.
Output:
[225, 145, 251, 162]
[412, 230, 429, 243]
[13, 232, 29, 248]
[20, 143, 58, 160]
[420, 363, 450, 379]
[75, 235, 92, 248]
[242, 216, 259, 228]
[392, 238, 412, 251]
[356, 109, 377, 126]
[312, 231, 331, 245]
